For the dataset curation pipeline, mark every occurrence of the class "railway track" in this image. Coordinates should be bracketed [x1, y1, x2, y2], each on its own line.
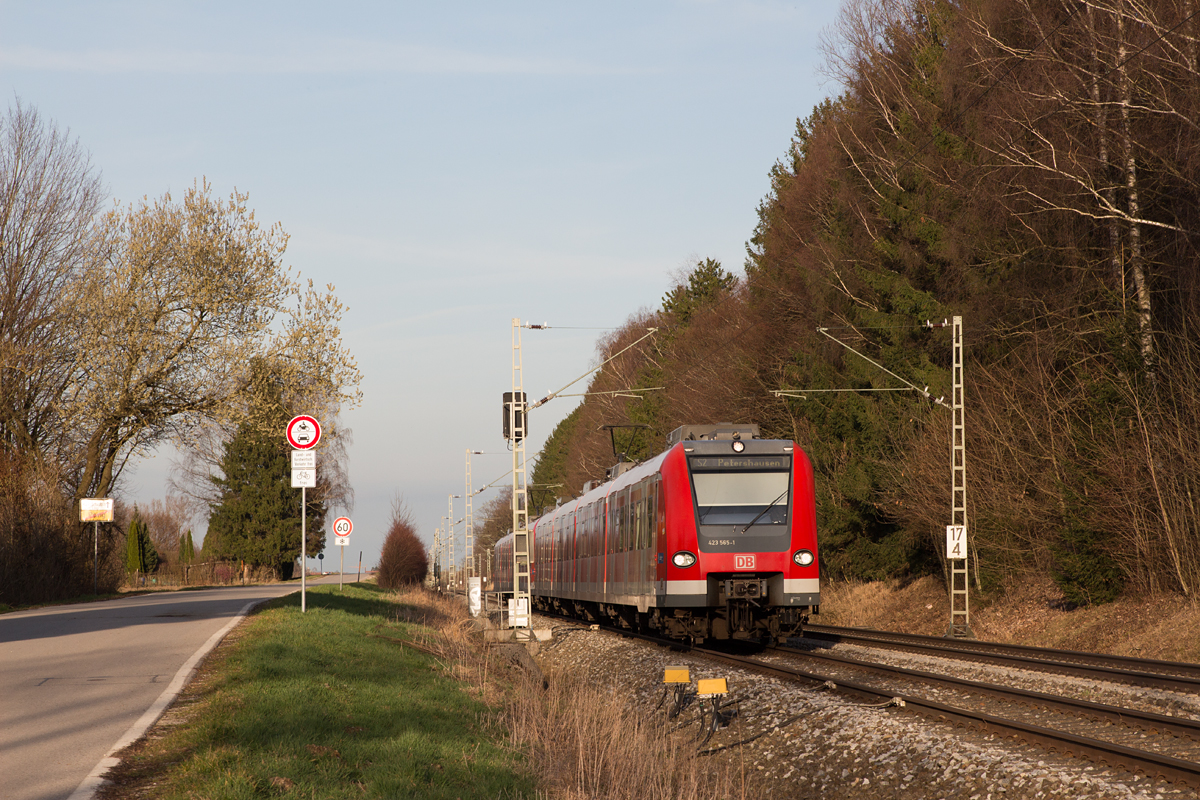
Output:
[801, 623, 1200, 693]
[532, 610, 1200, 787]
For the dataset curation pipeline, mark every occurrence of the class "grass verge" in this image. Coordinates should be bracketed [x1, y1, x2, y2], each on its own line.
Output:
[98, 583, 534, 800]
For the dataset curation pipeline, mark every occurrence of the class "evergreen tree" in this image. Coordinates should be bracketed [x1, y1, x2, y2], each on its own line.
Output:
[661, 257, 735, 327]
[178, 530, 196, 564]
[124, 509, 157, 575]
[206, 424, 325, 579]
[528, 406, 581, 510]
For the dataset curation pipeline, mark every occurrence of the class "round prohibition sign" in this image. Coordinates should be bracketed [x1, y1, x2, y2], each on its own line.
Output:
[333, 517, 353, 537]
[286, 415, 321, 450]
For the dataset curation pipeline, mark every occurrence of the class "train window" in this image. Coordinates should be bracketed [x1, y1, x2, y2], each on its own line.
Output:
[591, 502, 598, 556]
[647, 492, 656, 545]
[689, 456, 791, 528]
[609, 499, 617, 554]
[631, 497, 638, 551]
[627, 489, 635, 552]
[633, 499, 641, 550]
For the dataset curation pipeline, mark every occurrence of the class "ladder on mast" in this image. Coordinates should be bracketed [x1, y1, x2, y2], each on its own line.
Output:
[947, 315, 974, 638]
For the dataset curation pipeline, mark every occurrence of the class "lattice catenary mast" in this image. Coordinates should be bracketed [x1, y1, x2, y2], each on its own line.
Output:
[506, 318, 531, 630]
[947, 315, 973, 638]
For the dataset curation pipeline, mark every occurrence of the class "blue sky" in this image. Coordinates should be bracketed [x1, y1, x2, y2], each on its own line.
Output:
[3, 1, 842, 568]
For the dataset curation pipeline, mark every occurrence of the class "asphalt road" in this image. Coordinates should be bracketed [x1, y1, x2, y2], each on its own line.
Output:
[0, 578, 338, 800]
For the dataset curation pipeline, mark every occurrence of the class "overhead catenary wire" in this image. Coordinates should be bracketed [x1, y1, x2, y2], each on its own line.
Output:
[552, 386, 664, 399]
[522, 323, 623, 330]
[773, 327, 950, 408]
[527, 326, 659, 410]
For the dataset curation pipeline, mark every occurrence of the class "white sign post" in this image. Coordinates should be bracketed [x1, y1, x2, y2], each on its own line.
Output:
[332, 516, 352, 589]
[946, 525, 967, 560]
[288, 416, 321, 613]
[80, 498, 115, 595]
[468, 576, 482, 618]
[291, 450, 316, 490]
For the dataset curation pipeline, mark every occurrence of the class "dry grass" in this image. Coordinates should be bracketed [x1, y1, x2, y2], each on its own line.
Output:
[818, 576, 951, 634]
[505, 668, 741, 800]
[820, 576, 1200, 663]
[385, 588, 741, 799]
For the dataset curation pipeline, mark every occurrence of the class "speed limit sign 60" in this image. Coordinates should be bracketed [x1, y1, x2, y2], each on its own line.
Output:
[333, 517, 353, 537]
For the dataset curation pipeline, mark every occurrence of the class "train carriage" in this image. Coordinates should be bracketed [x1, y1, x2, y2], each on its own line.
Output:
[494, 423, 819, 642]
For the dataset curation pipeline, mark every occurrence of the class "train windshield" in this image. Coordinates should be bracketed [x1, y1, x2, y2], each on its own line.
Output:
[689, 455, 791, 527]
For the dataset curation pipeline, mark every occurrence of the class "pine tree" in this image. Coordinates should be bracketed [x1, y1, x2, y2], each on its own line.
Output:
[124, 509, 157, 576]
[206, 424, 325, 579]
[661, 257, 735, 327]
[179, 530, 196, 564]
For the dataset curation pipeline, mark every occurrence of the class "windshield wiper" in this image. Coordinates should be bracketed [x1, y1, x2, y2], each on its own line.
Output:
[740, 489, 788, 533]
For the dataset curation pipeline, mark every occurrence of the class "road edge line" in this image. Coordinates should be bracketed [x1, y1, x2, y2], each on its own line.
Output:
[66, 598, 266, 800]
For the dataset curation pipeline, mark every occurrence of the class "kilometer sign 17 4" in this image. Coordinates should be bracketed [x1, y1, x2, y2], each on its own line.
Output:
[286, 415, 321, 450]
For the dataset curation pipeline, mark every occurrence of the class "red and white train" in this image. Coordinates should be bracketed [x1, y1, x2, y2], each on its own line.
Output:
[494, 424, 820, 642]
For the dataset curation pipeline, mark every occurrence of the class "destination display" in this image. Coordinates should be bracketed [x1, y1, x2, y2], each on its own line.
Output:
[688, 455, 790, 472]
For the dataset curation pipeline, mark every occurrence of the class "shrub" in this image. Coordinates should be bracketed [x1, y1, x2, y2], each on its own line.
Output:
[377, 498, 428, 589]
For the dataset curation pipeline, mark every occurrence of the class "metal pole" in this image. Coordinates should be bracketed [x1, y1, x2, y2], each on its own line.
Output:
[358, 551, 362, 583]
[463, 450, 472, 587]
[947, 315, 973, 638]
[301, 486, 307, 613]
[436, 532, 446, 587]
[509, 318, 531, 631]
[339, 544, 344, 590]
[93, 520, 99, 595]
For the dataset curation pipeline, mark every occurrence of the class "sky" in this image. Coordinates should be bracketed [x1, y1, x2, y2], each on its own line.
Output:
[3, 1, 844, 570]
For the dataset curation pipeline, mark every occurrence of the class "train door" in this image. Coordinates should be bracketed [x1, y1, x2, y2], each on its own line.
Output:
[538, 517, 549, 596]
[602, 493, 611, 599]
[567, 506, 576, 597]
[590, 500, 601, 599]
[623, 485, 637, 599]
[583, 501, 594, 598]
[654, 475, 667, 591]
[550, 513, 559, 593]
[642, 479, 656, 602]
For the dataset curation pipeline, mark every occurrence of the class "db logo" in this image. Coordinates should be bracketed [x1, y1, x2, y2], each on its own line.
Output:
[734, 554, 756, 571]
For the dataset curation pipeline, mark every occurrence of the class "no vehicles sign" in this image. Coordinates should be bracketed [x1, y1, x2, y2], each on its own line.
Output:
[286, 415, 321, 450]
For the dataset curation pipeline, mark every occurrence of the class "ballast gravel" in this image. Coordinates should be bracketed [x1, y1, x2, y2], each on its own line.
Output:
[532, 617, 1196, 800]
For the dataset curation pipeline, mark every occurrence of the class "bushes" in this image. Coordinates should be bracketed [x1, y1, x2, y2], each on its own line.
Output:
[0, 453, 123, 605]
[377, 498, 428, 589]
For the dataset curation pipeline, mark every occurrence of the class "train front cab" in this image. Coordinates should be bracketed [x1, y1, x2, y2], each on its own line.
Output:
[657, 434, 820, 643]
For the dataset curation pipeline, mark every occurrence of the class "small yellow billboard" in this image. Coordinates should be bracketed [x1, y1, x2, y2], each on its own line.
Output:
[80, 498, 114, 523]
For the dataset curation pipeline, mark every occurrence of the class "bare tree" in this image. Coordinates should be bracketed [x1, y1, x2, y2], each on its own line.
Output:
[139, 494, 193, 564]
[0, 100, 104, 467]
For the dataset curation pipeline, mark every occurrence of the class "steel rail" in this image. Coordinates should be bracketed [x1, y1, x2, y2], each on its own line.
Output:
[774, 645, 1200, 740]
[802, 623, 1200, 693]
[529, 610, 1200, 786]
[692, 645, 1200, 787]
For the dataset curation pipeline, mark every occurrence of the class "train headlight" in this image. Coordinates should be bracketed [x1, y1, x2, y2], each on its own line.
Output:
[792, 549, 815, 567]
[731, 440, 745, 453]
[672, 551, 697, 568]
